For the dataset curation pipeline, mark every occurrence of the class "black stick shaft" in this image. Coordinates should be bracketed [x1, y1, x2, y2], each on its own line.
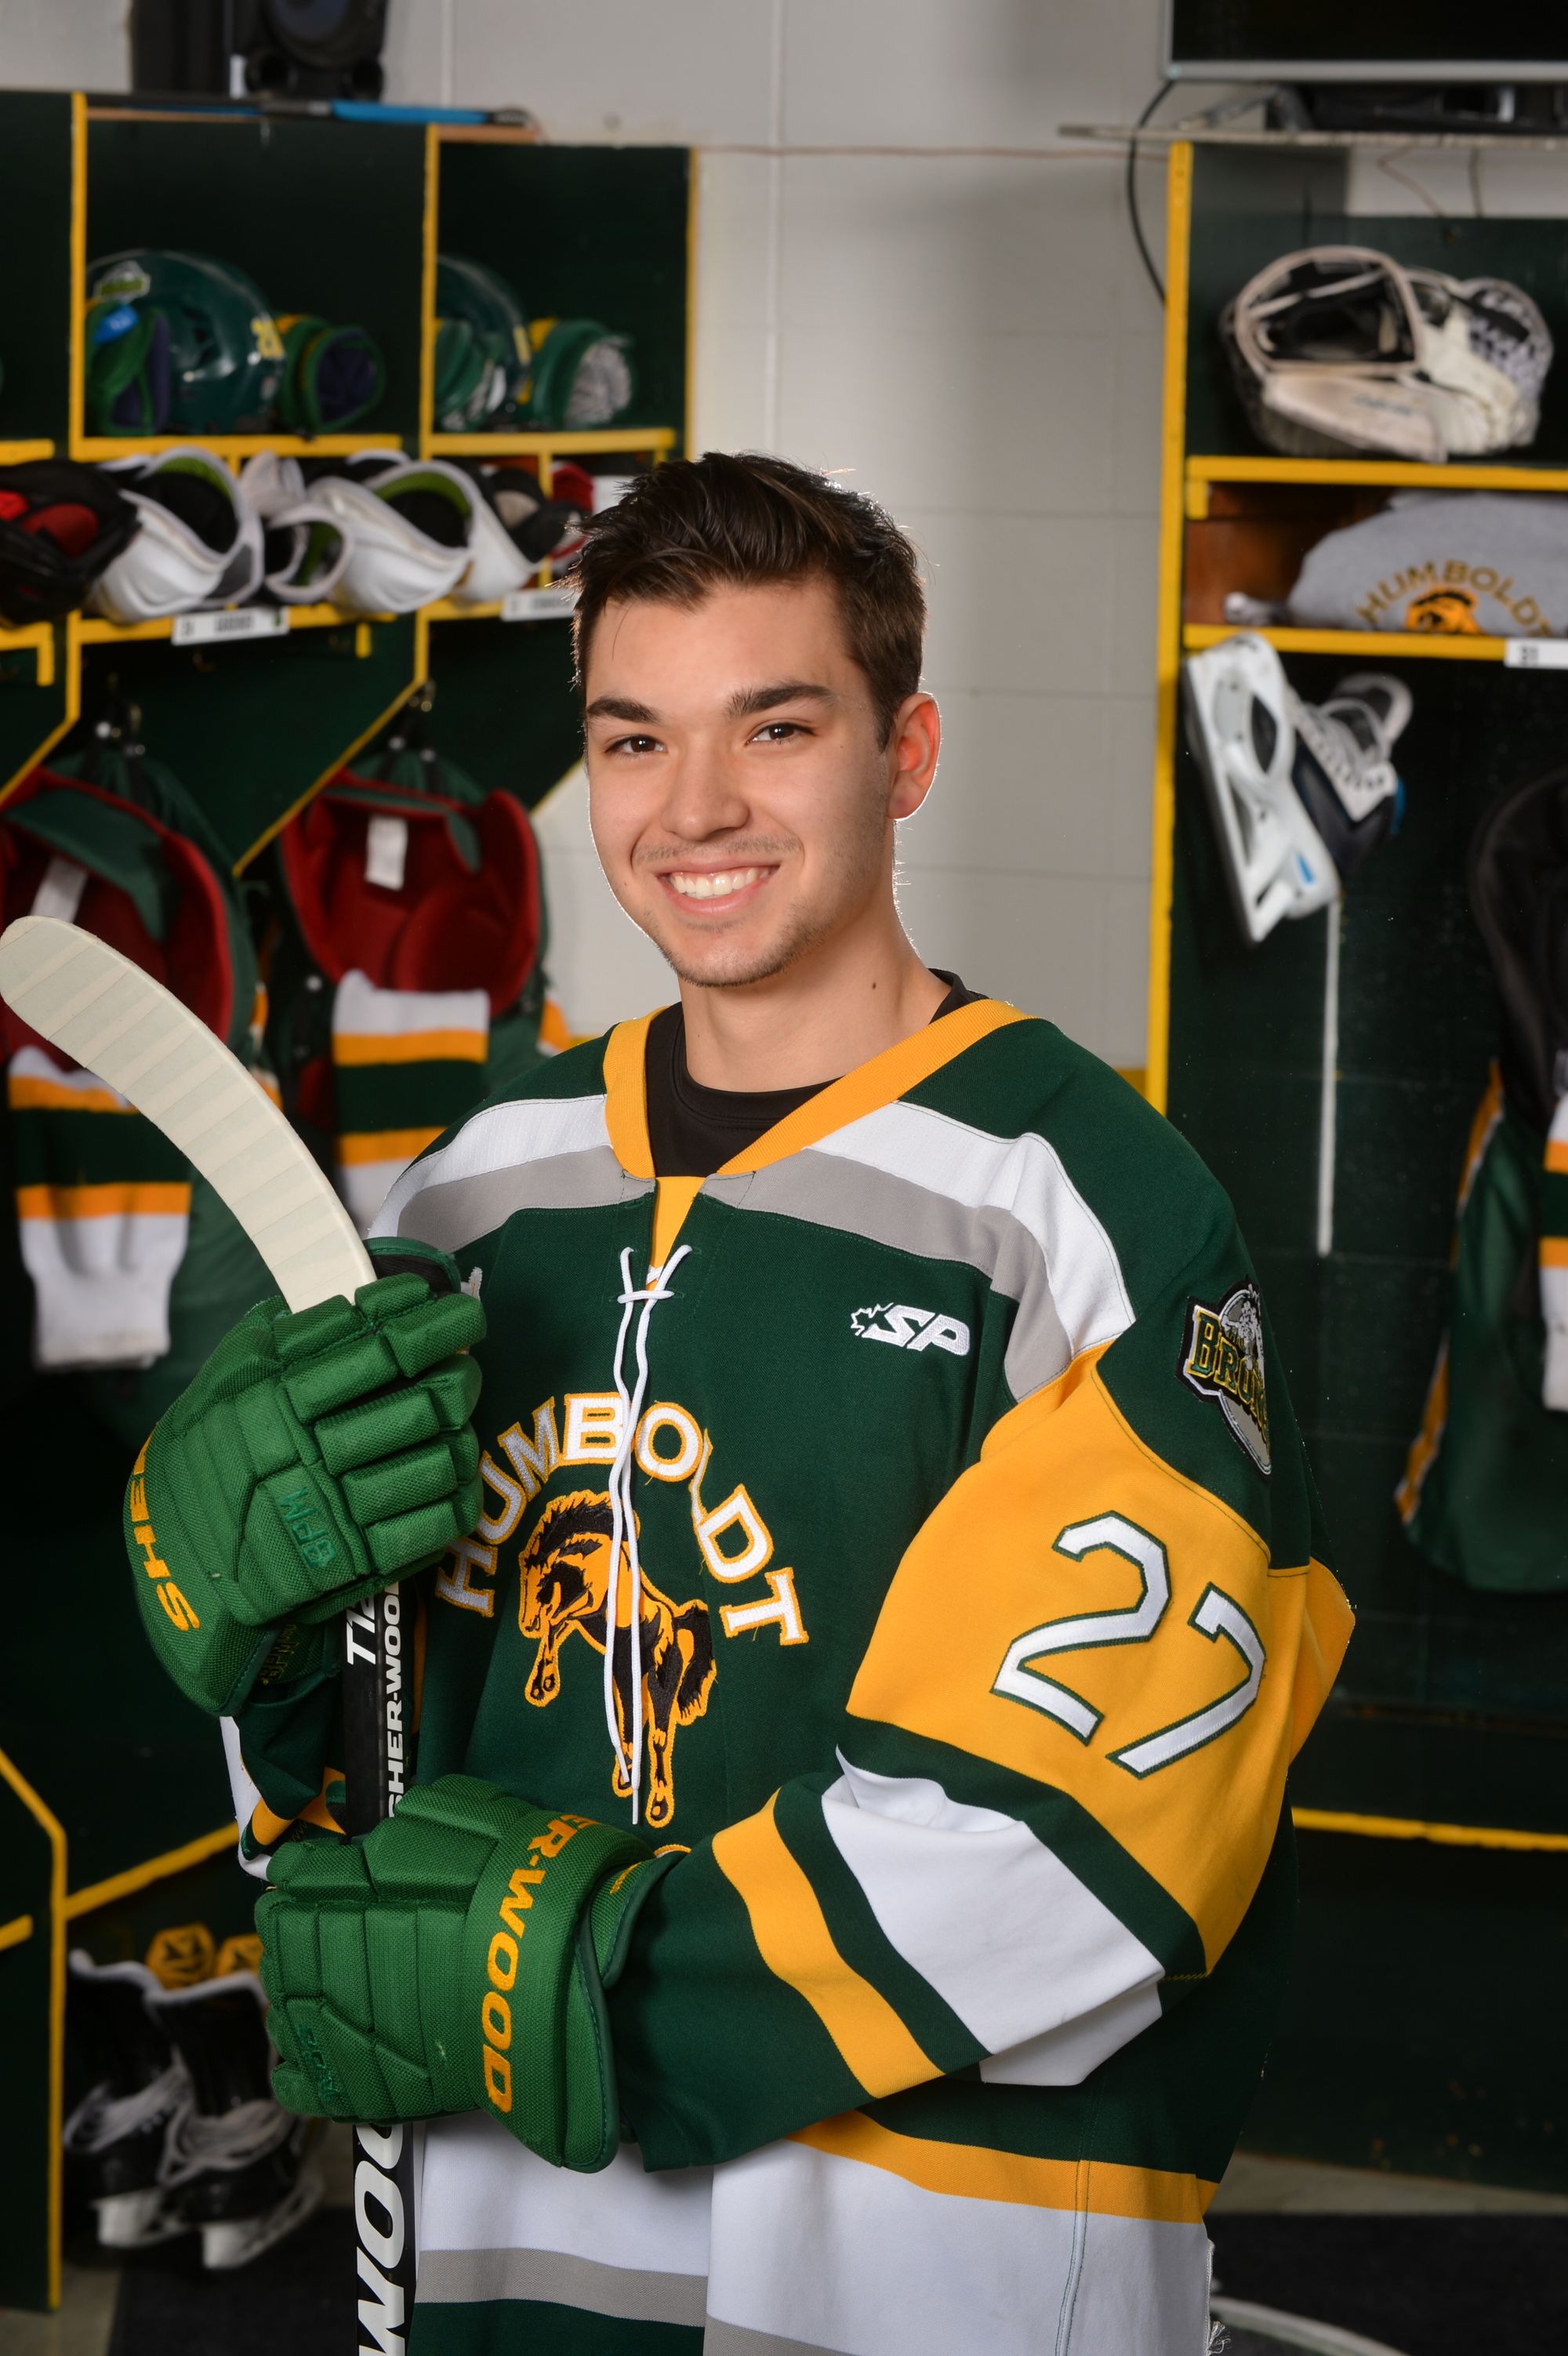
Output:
[343, 1585, 417, 2350]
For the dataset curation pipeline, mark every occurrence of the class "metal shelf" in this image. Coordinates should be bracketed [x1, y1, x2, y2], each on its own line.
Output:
[77, 602, 367, 645]
[425, 425, 677, 458]
[72, 433, 404, 463]
[1182, 622, 1522, 664]
[1187, 453, 1568, 495]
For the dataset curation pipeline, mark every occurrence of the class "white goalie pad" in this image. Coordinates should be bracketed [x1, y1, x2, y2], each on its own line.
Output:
[1224, 246, 1552, 463]
[1180, 633, 1340, 944]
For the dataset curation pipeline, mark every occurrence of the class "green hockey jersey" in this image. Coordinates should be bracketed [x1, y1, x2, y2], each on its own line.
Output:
[231, 996, 1352, 2356]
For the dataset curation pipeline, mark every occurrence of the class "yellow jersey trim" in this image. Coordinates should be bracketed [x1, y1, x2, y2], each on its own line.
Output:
[16, 1181, 191, 1219]
[713, 1793, 939, 2100]
[793, 2111, 1216, 2224]
[332, 1028, 488, 1067]
[336, 1125, 444, 1167]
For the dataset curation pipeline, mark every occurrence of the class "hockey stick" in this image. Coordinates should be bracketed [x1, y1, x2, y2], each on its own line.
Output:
[0, 914, 419, 2350]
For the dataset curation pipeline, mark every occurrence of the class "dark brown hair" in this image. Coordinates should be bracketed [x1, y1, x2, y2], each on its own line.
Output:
[572, 451, 926, 741]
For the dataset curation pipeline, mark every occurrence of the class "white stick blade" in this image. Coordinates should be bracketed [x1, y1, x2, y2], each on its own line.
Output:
[0, 916, 374, 1312]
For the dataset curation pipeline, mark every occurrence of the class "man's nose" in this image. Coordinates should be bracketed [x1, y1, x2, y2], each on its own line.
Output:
[658, 739, 750, 839]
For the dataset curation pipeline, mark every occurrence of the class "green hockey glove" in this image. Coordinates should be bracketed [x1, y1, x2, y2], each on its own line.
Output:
[256, 1775, 667, 2170]
[125, 1263, 485, 1717]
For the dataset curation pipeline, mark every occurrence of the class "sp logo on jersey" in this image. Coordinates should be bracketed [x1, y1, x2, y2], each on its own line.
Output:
[851, 1302, 971, 1357]
[1181, 1282, 1271, 1476]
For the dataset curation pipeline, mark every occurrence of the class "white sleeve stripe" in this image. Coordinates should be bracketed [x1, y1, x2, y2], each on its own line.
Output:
[822, 1756, 1163, 2076]
[808, 1101, 1134, 1359]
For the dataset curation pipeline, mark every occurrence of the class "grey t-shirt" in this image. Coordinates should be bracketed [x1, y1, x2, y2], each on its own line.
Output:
[1287, 492, 1568, 637]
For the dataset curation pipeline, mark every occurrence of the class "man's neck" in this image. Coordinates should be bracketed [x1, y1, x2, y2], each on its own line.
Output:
[677, 917, 949, 1092]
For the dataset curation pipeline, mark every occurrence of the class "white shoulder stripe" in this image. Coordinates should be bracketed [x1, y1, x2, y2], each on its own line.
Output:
[808, 1101, 1134, 1358]
[368, 1091, 611, 1238]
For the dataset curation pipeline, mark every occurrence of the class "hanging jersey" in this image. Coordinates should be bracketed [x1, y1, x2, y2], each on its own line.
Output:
[269, 761, 557, 1231]
[1399, 1073, 1568, 1591]
[0, 759, 254, 1376]
[232, 1002, 1352, 2356]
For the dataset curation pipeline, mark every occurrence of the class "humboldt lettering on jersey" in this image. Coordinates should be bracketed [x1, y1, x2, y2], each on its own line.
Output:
[851, 1301, 971, 1356]
[437, 1390, 810, 1824]
[1181, 1283, 1271, 1476]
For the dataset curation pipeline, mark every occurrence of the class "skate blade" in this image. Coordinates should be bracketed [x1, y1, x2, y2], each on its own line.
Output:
[96, 2187, 192, 2249]
[200, 2162, 323, 2271]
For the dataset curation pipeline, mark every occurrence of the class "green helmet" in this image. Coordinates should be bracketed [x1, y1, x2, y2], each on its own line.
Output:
[434, 256, 533, 431]
[85, 250, 285, 435]
[524, 316, 635, 430]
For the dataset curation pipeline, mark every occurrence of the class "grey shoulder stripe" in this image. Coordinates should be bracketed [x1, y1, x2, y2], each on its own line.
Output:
[711, 1156, 1071, 1401]
[810, 1099, 1134, 1358]
[369, 1091, 620, 1246]
[391, 1147, 650, 1254]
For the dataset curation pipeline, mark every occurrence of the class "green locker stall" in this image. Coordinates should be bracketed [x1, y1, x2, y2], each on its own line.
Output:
[1146, 137, 1568, 2194]
[0, 94, 691, 2308]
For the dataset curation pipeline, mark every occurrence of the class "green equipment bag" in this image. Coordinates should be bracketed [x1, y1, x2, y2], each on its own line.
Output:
[1398, 1080, 1568, 1593]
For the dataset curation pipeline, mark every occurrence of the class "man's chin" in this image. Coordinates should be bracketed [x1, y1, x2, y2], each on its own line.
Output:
[649, 911, 829, 992]
[659, 937, 801, 990]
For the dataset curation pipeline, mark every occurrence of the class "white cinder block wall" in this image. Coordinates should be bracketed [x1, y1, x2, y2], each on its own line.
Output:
[0, 0, 1180, 1071]
[386, 0, 1177, 1069]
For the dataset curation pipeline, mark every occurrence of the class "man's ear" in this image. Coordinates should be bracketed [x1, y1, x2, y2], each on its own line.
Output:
[888, 692, 940, 821]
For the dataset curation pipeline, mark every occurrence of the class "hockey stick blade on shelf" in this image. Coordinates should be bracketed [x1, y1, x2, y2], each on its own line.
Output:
[0, 914, 418, 2346]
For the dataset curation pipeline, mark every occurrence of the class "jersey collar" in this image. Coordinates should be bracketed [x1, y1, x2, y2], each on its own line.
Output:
[603, 996, 1029, 1182]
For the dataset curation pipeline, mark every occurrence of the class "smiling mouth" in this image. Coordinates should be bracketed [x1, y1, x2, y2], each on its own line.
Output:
[661, 866, 775, 905]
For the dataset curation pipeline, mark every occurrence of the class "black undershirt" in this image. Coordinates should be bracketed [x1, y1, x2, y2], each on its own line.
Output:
[644, 971, 982, 1178]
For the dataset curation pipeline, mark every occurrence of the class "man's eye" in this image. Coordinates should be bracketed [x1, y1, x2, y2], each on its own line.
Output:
[609, 735, 662, 756]
[752, 722, 805, 744]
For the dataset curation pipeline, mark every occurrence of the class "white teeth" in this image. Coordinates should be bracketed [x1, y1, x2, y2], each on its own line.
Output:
[668, 867, 764, 901]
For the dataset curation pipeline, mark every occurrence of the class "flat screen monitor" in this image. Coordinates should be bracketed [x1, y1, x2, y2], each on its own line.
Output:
[1166, 2, 1568, 82]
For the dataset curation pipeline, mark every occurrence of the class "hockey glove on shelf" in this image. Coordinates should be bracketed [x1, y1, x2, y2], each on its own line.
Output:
[256, 1775, 668, 2170]
[125, 1261, 485, 1717]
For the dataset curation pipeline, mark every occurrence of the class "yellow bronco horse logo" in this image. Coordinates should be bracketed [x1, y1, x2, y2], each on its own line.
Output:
[517, 1490, 717, 1829]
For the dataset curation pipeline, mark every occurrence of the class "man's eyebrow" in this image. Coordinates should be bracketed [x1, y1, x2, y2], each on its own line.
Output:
[583, 695, 659, 724]
[726, 680, 836, 719]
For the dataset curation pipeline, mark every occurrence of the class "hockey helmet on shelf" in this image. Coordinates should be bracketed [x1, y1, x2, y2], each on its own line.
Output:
[434, 254, 533, 430]
[0, 459, 138, 624]
[85, 252, 286, 435]
[1221, 245, 1552, 463]
[275, 313, 386, 432]
[524, 315, 635, 430]
[1181, 632, 1406, 943]
[89, 446, 258, 622]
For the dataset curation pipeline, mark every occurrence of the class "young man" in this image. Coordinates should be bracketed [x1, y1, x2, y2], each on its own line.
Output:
[129, 453, 1352, 2354]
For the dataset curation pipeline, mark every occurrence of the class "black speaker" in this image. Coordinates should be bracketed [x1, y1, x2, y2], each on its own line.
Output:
[131, 0, 389, 101]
